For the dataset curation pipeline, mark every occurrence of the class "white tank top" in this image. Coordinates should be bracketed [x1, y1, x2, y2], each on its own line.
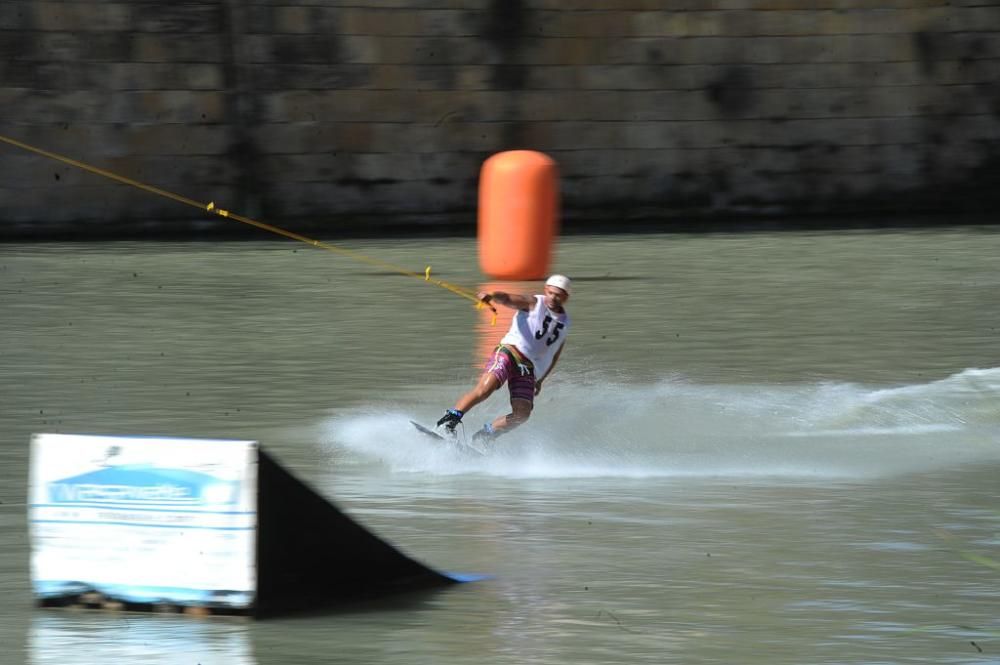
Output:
[500, 295, 570, 378]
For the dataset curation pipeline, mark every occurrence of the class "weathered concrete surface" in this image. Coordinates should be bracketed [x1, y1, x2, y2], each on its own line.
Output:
[1, 1, 998, 237]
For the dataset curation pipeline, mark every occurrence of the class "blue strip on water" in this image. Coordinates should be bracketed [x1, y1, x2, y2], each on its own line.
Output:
[445, 572, 492, 583]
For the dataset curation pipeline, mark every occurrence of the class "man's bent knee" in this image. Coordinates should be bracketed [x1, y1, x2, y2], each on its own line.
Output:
[510, 400, 532, 424]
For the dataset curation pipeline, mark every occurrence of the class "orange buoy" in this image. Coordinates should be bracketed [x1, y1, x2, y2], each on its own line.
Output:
[478, 151, 559, 280]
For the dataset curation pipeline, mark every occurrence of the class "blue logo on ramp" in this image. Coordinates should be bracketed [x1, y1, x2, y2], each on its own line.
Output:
[48, 465, 239, 506]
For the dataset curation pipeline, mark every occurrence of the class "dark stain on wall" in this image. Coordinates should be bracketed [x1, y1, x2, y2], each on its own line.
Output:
[0, 29, 31, 61]
[131, 4, 224, 33]
[220, 0, 264, 218]
[477, 0, 533, 148]
[254, 64, 370, 91]
[271, 35, 343, 65]
[480, 0, 529, 90]
[708, 168, 731, 196]
[481, 0, 528, 51]
[645, 46, 664, 63]
[414, 38, 459, 89]
[0, 3, 32, 30]
[336, 177, 401, 191]
[705, 67, 754, 116]
[913, 30, 939, 75]
[490, 65, 529, 92]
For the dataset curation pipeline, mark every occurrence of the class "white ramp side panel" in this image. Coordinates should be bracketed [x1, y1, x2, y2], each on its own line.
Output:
[29, 433, 257, 610]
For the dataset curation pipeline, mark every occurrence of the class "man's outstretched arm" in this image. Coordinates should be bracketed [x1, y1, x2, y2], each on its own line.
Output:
[478, 291, 534, 311]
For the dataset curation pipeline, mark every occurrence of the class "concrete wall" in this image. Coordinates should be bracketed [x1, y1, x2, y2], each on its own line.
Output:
[1, 0, 999, 236]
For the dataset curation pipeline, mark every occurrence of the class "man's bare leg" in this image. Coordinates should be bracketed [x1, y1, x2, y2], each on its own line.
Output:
[481, 398, 532, 439]
[455, 372, 502, 413]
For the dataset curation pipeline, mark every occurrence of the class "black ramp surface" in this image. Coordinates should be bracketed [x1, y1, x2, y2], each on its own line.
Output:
[255, 448, 457, 617]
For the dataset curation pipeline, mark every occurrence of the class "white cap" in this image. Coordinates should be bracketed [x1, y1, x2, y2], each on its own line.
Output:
[545, 274, 571, 294]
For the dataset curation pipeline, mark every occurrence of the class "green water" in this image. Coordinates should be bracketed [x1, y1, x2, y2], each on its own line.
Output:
[2, 228, 999, 664]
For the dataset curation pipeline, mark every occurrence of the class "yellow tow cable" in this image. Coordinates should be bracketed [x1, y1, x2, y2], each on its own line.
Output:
[0, 133, 496, 321]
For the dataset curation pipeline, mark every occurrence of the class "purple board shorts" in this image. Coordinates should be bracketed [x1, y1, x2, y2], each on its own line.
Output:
[484, 347, 535, 403]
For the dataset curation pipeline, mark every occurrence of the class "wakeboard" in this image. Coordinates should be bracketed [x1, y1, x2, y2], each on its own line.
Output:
[410, 420, 444, 440]
[409, 420, 486, 457]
